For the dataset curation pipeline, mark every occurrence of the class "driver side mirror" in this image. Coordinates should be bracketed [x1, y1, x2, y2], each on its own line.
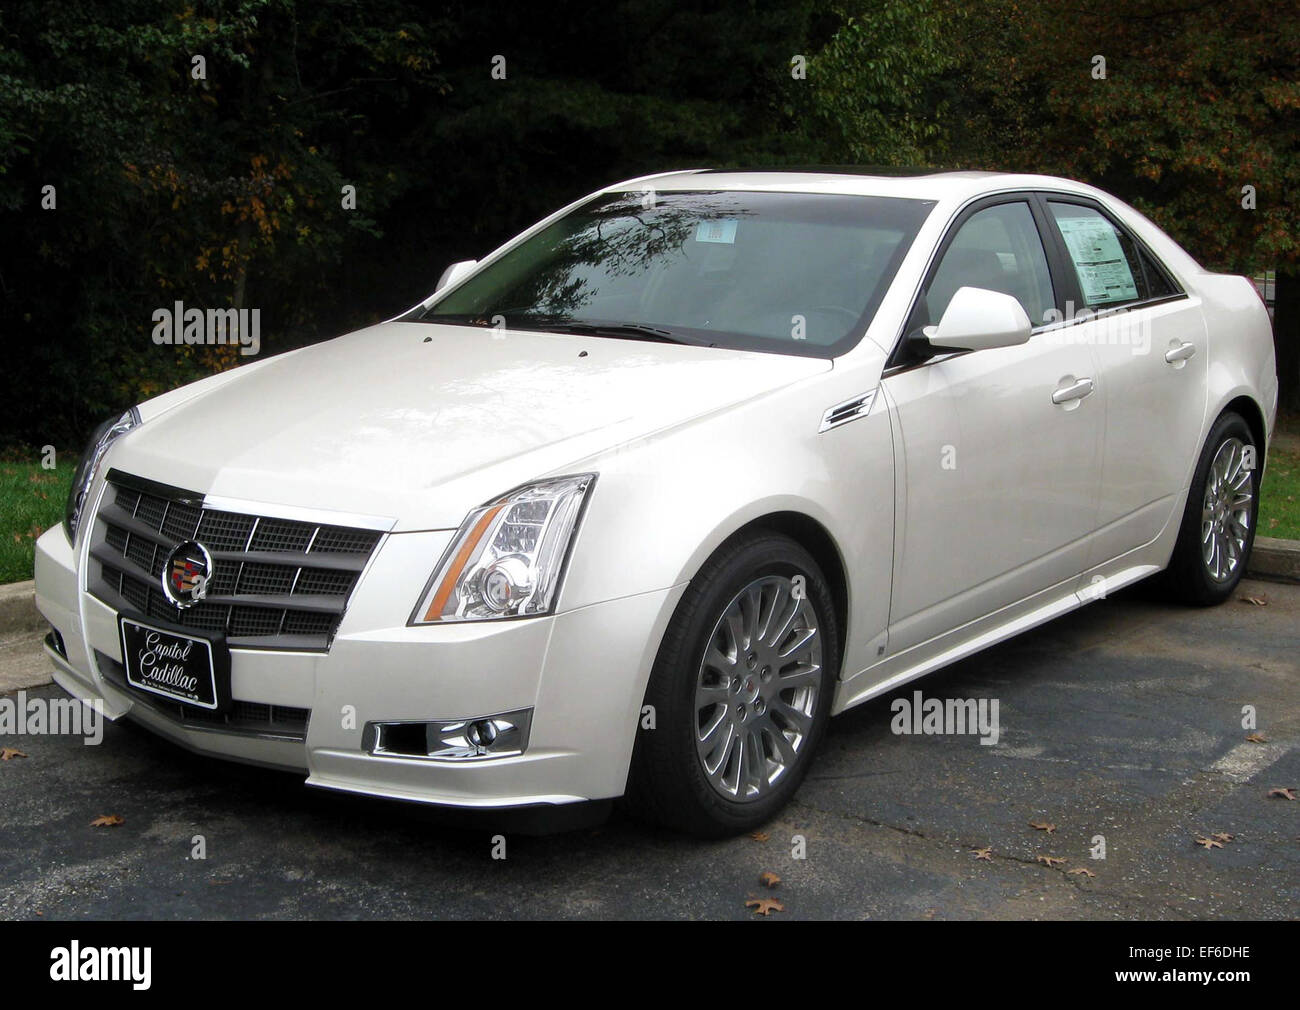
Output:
[436, 259, 479, 291]
[914, 286, 1032, 354]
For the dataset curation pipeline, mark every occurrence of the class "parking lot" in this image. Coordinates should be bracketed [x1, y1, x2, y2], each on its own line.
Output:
[1, 577, 1296, 920]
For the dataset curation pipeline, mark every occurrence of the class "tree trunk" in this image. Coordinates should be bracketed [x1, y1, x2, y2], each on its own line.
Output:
[1275, 266, 1300, 413]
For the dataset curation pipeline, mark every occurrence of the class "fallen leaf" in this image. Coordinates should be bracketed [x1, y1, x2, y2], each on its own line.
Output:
[0, 747, 27, 761]
[759, 871, 780, 888]
[90, 814, 124, 828]
[1067, 867, 1096, 878]
[750, 831, 770, 842]
[1246, 733, 1269, 743]
[745, 897, 784, 916]
[1240, 595, 1268, 606]
[1267, 787, 1296, 800]
[1036, 855, 1067, 867]
[971, 846, 993, 861]
[1194, 836, 1223, 849]
[1212, 832, 1235, 843]
[1029, 820, 1057, 833]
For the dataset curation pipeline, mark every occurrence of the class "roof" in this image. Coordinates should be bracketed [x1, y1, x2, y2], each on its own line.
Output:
[604, 168, 1103, 207]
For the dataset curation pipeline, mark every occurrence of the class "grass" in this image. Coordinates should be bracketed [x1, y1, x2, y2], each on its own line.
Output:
[0, 413, 1296, 586]
[1260, 412, 1300, 541]
[0, 455, 74, 584]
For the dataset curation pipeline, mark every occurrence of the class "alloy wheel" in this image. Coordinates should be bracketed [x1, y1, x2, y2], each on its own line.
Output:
[693, 575, 822, 802]
[1200, 436, 1254, 582]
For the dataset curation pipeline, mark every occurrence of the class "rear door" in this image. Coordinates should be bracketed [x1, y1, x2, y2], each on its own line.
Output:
[1038, 196, 1208, 564]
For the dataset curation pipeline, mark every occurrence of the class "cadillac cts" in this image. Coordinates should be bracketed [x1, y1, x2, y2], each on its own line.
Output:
[35, 170, 1277, 836]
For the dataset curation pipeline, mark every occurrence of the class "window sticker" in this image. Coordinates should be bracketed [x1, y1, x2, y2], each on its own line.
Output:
[695, 218, 738, 244]
[1055, 213, 1138, 304]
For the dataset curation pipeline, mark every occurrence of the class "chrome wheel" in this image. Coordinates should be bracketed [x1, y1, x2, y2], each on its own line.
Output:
[693, 575, 822, 802]
[1201, 436, 1254, 582]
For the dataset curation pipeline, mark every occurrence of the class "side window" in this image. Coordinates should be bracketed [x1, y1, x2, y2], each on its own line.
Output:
[1047, 202, 1174, 308]
[921, 201, 1056, 328]
[1138, 246, 1177, 299]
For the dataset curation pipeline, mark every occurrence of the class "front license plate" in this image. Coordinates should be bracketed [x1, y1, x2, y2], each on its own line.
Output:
[118, 617, 230, 711]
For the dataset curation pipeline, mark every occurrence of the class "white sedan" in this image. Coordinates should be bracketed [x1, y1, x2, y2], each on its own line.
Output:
[35, 170, 1277, 836]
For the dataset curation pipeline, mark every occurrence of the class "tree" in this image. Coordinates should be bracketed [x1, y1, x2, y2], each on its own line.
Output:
[946, 0, 1300, 407]
[0, 0, 450, 446]
[803, 0, 960, 166]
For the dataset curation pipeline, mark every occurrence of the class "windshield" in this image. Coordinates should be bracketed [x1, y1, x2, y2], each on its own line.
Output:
[419, 189, 936, 356]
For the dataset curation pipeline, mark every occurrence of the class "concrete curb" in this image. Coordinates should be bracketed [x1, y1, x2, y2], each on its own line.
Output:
[0, 580, 42, 636]
[1248, 536, 1300, 583]
[0, 536, 1297, 632]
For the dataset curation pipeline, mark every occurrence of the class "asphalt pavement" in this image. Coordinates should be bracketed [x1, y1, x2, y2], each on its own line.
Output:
[1, 577, 1296, 920]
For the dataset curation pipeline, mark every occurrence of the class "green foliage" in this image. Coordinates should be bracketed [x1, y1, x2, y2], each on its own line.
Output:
[936, 0, 1300, 408]
[0, 0, 452, 444]
[4, 0, 1296, 442]
[805, 0, 959, 165]
[0, 0, 841, 448]
[940, 0, 1300, 276]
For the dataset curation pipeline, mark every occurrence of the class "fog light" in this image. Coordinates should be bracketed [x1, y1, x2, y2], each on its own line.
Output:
[364, 708, 532, 761]
[467, 719, 498, 750]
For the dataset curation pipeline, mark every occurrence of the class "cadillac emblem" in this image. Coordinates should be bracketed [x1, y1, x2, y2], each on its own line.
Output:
[162, 540, 213, 609]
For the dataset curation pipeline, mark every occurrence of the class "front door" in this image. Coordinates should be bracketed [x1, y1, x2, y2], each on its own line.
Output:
[882, 197, 1105, 654]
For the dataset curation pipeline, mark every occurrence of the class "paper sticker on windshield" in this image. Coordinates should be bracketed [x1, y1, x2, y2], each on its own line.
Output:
[696, 219, 738, 244]
[1056, 214, 1138, 304]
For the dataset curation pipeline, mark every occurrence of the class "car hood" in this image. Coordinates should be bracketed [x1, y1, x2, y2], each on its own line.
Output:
[114, 321, 830, 530]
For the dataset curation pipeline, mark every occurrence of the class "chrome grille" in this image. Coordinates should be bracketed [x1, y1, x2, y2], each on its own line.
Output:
[90, 470, 384, 651]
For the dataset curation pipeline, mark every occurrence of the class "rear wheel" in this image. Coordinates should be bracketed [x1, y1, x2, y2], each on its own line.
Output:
[1163, 411, 1259, 605]
[625, 533, 839, 837]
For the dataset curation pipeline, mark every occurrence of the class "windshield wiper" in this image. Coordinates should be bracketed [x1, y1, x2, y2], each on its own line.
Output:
[520, 319, 690, 344]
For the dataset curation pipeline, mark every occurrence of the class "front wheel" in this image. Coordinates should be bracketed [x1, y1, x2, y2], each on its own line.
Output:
[625, 533, 839, 837]
[1163, 411, 1260, 605]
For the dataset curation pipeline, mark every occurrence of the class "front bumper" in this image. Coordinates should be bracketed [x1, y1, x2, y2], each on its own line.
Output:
[34, 523, 681, 808]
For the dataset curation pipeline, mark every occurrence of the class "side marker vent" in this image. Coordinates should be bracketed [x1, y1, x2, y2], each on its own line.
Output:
[818, 389, 877, 433]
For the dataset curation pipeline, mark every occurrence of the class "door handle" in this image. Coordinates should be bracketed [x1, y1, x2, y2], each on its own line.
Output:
[1165, 340, 1196, 363]
[1051, 377, 1094, 405]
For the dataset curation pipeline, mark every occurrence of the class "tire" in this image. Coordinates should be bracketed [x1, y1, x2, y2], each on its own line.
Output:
[1162, 411, 1260, 605]
[624, 532, 839, 837]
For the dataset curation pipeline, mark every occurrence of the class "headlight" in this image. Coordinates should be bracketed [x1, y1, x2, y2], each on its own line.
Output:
[64, 408, 140, 542]
[411, 474, 595, 624]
